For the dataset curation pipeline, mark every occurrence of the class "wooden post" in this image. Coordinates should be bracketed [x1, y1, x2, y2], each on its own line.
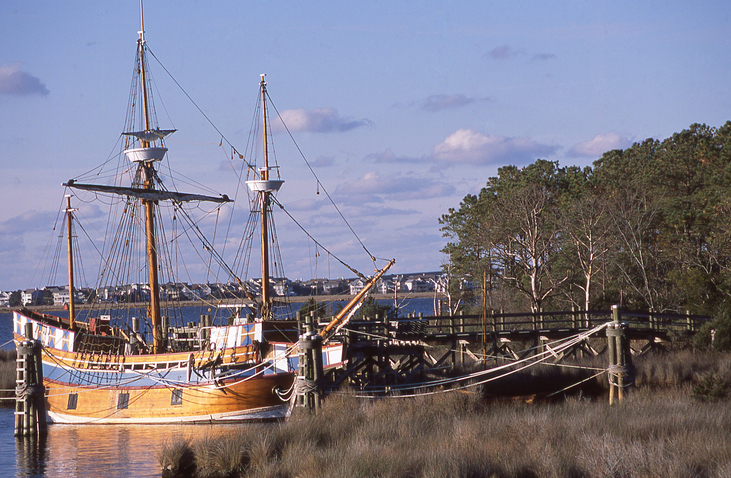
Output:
[607, 304, 633, 404]
[310, 332, 324, 413]
[616, 324, 625, 402]
[15, 323, 47, 437]
[607, 305, 619, 405]
[33, 340, 47, 435]
[482, 270, 487, 359]
[617, 321, 634, 401]
[200, 314, 211, 342]
[295, 311, 305, 408]
[296, 312, 322, 413]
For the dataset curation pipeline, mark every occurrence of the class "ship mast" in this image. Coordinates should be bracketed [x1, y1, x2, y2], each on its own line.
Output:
[65, 195, 76, 330]
[246, 75, 284, 320]
[138, 1, 163, 353]
[259, 75, 272, 318]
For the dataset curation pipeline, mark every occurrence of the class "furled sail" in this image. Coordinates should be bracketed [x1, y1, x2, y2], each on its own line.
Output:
[122, 128, 177, 143]
[64, 181, 231, 204]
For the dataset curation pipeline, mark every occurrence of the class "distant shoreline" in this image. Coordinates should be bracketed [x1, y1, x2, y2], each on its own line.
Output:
[4, 291, 440, 314]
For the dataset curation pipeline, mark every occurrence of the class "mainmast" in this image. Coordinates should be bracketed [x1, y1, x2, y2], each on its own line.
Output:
[64, 0, 231, 353]
[138, 1, 162, 353]
[246, 75, 284, 320]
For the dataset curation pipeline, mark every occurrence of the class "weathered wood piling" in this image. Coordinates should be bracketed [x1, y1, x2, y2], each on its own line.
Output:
[15, 322, 47, 437]
[296, 311, 324, 412]
[607, 305, 635, 404]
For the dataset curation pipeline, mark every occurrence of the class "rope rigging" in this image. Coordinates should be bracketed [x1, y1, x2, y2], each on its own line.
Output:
[266, 92, 378, 267]
[32, 28, 390, 335]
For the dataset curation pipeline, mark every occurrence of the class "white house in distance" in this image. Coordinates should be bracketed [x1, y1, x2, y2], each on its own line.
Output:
[0, 291, 10, 307]
[404, 277, 432, 293]
[21, 289, 43, 306]
[52, 288, 70, 307]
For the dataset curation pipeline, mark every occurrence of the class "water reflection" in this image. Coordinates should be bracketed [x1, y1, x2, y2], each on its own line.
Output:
[12, 420, 241, 478]
[15, 434, 48, 477]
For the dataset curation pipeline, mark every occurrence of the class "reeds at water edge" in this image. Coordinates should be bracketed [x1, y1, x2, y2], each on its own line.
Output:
[159, 351, 731, 478]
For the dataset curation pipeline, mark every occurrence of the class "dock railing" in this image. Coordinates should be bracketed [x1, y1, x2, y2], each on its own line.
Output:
[346, 309, 711, 343]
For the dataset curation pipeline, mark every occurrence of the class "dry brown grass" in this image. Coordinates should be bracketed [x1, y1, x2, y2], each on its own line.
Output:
[160, 352, 731, 477]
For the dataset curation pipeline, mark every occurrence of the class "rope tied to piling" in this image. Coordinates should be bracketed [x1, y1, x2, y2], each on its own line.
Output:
[607, 363, 635, 388]
[15, 383, 45, 398]
[294, 377, 319, 395]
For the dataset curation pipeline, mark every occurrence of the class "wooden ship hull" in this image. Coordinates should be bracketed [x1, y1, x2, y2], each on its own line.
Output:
[13, 309, 344, 424]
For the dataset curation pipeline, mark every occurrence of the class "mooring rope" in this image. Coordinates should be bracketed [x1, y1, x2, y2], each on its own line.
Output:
[607, 363, 636, 388]
[546, 369, 609, 398]
[14, 383, 44, 398]
[345, 321, 611, 398]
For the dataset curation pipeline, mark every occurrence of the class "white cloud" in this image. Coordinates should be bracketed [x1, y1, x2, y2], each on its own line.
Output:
[273, 108, 373, 133]
[432, 129, 557, 166]
[568, 132, 633, 158]
[0, 63, 49, 96]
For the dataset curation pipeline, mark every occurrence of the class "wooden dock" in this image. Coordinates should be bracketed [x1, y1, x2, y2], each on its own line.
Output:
[318, 308, 710, 395]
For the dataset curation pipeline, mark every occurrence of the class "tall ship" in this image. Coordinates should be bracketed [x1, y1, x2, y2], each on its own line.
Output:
[13, 3, 392, 424]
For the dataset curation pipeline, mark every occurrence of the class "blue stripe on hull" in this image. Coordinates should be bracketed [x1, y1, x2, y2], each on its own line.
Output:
[42, 360, 269, 388]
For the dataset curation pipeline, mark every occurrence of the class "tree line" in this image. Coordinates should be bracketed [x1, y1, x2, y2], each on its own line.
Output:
[440, 122, 731, 325]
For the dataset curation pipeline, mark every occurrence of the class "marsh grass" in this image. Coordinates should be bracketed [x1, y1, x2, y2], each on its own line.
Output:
[158, 437, 195, 476]
[161, 351, 731, 478]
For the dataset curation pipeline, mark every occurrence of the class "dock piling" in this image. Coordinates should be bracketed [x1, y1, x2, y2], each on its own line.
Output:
[296, 311, 323, 412]
[15, 323, 47, 437]
[607, 305, 634, 404]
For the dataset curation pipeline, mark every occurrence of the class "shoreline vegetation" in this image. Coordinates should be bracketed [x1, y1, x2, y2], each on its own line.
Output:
[157, 350, 731, 478]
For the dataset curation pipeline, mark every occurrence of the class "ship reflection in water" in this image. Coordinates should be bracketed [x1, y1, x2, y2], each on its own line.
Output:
[12, 418, 240, 477]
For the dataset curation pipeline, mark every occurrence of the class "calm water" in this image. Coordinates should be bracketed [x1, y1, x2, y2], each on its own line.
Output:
[0, 406, 245, 477]
[0, 297, 433, 475]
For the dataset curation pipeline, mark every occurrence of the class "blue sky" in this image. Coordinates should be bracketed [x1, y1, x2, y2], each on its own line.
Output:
[1, 1, 730, 291]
